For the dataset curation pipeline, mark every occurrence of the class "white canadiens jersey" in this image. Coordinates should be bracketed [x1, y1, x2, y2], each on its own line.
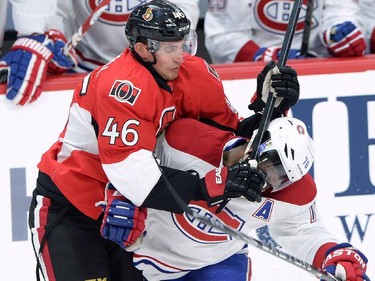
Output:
[10, 0, 199, 71]
[204, 0, 363, 63]
[133, 119, 337, 281]
[0, 0, 7, 54]
[357, 0, 375, 54]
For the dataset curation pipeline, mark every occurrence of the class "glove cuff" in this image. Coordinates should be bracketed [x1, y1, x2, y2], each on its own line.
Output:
[45, 29, 78, 72]
[46, 29, 69, 43]
[323, 242, 368, 271]
[248, 97, 265, 113]
[201, 167, 228, 206]
[12, 37, 53, 61]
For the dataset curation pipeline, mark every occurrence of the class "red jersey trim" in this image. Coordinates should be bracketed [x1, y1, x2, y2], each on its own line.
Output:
[263, 173, 317, 205]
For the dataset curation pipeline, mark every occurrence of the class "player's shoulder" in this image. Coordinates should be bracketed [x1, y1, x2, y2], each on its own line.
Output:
[164, 118, 235, 165]
[166, 118, 234, 139]
[178, 55, 221, 83]
[91, 50, 156, 90]
[263, 173, 317, 205]
[181, 55, 214, 73]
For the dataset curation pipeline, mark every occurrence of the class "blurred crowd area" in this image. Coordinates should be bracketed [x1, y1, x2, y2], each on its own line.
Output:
[1, 1, 213, 63]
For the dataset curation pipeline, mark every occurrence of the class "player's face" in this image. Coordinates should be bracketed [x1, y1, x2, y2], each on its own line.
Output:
[153, 40, 185, 80]
[259, 149, 289, 190]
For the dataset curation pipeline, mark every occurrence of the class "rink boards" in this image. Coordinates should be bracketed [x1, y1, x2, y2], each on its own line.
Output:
[1, 56, 374, 280]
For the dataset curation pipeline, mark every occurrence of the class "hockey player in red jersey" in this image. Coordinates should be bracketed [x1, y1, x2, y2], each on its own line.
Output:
[28, 1, 300, 280]
[100, 117, 370, 281]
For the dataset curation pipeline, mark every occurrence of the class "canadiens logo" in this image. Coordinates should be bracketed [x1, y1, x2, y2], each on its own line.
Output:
[171, 202, 245, 244]
[87, 0, 147, 25]
[254, 0, 317, 35]
[109, 80, 141, 105]
[296, 124, 305, 135]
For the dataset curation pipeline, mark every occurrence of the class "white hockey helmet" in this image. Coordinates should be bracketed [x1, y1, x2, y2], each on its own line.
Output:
[258, 117, 315, 192]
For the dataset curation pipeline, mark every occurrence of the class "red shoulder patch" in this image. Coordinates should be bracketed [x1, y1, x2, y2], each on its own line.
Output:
[263, 173, 317, 205]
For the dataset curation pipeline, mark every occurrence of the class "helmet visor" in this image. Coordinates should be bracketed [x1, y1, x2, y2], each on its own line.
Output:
[147, 30, 197, 57]
[259, 144, 290, 192]
[183, 29, 197, 56]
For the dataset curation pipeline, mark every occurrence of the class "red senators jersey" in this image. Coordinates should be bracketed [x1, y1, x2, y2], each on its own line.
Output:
[38, 50, 240, 219]
[171, 57, 240, 130]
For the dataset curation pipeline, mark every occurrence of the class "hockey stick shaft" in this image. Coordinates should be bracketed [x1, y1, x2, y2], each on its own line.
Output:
[63, 0, 111, 55]
[249, 0, 303, 160]
[152, 1, 334, 279]
[300, 0, 314, 56]
[154, 155, 338, 281]
[277, 0, 303, 67]
[192, 212, 338, 281]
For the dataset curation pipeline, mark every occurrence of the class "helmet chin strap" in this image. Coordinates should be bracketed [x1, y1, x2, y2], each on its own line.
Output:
[132, 47, 157, 65]
[150, 53, 157, 65]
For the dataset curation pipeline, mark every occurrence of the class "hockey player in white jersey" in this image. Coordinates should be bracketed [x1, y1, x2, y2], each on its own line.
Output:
[99, 117, 370, 281]
[357, 0, 375, 54]
[0, 0, 8, 56]
[0, 0, 199, 105]
[204, 0, 366, 63]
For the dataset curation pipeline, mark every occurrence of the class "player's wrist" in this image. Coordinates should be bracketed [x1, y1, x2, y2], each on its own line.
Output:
[45, 29, 78, 73]
[200, 167, 228, 206]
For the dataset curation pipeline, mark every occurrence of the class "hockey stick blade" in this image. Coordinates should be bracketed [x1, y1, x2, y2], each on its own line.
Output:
[63, 0, 111, 56]
[154, 155, 338, 281]
[249, 0, 303, 160]
[301, 0, 314, 56]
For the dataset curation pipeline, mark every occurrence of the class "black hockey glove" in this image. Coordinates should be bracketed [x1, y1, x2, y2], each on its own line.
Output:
[248, 61, 300, 114]
[200, 163, 265, 208]
[236, 113, 261, 139]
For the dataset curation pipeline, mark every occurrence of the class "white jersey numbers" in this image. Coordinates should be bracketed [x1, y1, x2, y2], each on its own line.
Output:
[103, 117, 120, 145]
[122, 119, 140, 146]
[103, 117, 140, 146]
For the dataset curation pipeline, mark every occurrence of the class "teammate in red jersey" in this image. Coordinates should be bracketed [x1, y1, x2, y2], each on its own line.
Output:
[28, 1, 299, 280]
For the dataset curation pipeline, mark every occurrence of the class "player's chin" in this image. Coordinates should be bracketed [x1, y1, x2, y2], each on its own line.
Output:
[165, 69, 180, 81]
